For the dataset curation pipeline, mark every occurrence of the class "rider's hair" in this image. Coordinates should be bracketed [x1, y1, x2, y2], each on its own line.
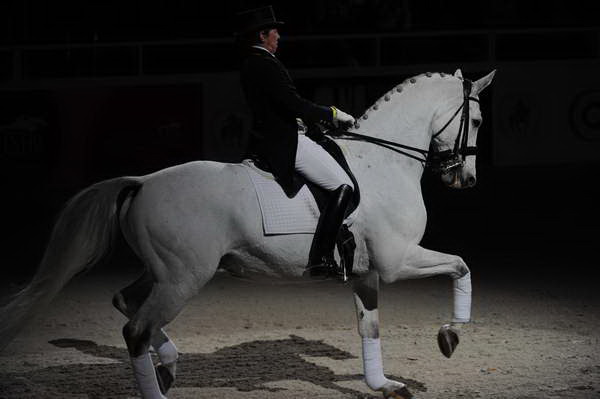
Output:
[236, 28, 272, 48]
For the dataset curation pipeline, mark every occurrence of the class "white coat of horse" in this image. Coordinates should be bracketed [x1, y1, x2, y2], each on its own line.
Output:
[0, 69, 495, 399]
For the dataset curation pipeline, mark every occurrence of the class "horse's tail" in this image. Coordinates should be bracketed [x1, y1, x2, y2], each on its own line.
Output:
[0, 176, 143, 352]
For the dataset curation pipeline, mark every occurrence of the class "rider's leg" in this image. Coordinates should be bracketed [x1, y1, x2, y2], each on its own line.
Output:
[295, 135, 354, 279]
[306, 184, 353, 277]
[295, 134, 354, 191]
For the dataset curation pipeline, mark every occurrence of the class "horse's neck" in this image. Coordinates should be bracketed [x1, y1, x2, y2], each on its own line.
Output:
[342, 81, 437, 191]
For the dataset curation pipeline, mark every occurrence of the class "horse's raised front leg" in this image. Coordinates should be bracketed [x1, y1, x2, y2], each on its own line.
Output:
[353, 270, 413, 399]
[374, 242, 472, 358]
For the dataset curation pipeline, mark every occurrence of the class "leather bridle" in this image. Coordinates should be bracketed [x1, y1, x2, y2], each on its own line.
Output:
[429, 78, 479, 174]
[330, 78, 479, 175]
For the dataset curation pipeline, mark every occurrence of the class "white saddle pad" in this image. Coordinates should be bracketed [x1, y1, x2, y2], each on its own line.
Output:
[240, 160, 319, 235]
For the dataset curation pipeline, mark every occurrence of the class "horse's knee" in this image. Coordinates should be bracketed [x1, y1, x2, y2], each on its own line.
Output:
[123, 321, 152, 356]
[453, 256, 469, 278]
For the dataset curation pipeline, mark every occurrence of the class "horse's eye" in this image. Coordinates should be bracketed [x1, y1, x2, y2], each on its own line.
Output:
[472, 119, 482, 128]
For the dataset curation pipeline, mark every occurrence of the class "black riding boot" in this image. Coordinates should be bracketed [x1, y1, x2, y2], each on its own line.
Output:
[304, 184, 353, 281]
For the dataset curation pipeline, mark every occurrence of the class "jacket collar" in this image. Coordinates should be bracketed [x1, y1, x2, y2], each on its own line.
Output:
[251, 45, 276, 58]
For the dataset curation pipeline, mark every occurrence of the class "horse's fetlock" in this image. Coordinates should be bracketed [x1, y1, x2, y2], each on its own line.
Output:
[454, 255, 466, 267]
[452, 256, 469, 276]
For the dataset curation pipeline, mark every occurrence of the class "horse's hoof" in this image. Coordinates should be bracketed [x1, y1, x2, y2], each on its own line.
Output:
[437, 324, 459, 358]
[155, 364, 175, 394]
[384, 386, 413, 399]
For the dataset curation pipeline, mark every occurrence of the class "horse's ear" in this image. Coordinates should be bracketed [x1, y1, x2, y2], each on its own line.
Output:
[454, 69, 463, 78]
[473, 70, 496, 95]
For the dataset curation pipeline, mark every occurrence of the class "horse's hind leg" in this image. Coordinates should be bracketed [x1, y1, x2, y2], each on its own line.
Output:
[353, 270, 413, 399]
[113, 272, 177, 355]
[113, 272, 179, 393]
[122, 281, 194, 399]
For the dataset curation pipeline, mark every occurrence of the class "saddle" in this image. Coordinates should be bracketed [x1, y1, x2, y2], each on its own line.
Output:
[248, 126, 360, 276]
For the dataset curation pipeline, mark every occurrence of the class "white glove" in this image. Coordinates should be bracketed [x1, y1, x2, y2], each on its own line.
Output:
[296, 118, 307, 134]
[331, 106, 355, 126]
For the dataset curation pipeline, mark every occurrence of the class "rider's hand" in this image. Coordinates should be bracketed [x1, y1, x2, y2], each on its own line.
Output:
[331, 106, 355, 127]
[296, 118, 307, 134]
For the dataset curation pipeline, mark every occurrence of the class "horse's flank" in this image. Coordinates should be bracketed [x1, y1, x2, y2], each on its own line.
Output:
[119, 161, 315, 280]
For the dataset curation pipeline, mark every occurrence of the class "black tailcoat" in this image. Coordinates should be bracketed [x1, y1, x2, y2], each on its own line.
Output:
[240, 47, 333, 195]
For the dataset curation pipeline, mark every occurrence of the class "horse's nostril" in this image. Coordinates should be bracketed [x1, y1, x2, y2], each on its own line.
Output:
[467, 176, 477, 187]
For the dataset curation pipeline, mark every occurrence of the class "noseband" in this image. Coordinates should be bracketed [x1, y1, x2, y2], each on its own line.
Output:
[330, 78, 479, 175]
[429, 79, 479, 174]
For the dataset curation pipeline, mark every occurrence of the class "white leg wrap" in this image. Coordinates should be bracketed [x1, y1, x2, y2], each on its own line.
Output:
[131, 353, 166, 399]
[157, 338, 178, 365]
[453, 272, 472, 323]
[362, 337, 388, 390]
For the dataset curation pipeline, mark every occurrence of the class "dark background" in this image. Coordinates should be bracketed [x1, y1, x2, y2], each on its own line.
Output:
[1, 0, 598, 283]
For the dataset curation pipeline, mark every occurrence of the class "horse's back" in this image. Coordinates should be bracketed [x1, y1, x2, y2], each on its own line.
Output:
[145, 160, 251, 194]
[138, 159, 258, 226]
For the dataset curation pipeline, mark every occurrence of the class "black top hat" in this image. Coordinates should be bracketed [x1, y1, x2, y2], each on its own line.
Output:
[236, 5, 284, 35]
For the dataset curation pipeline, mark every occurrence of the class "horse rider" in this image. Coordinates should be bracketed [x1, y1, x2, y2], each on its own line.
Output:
[236, 5, 356, 280]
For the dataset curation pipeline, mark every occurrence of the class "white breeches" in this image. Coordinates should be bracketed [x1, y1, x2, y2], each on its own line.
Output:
[295, 134, 354, 192]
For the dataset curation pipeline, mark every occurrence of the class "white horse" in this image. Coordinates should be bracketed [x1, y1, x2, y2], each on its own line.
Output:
[0, 69, 495, 399]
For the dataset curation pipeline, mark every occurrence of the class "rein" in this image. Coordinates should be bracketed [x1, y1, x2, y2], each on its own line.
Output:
[331, 130, 430, 163]
[330, 79, 479, 174]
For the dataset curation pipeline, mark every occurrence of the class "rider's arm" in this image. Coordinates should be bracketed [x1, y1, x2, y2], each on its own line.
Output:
[254, 57, 334, 124]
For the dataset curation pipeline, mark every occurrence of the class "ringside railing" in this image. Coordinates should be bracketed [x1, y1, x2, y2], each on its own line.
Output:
[1, 27, 599, 82]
